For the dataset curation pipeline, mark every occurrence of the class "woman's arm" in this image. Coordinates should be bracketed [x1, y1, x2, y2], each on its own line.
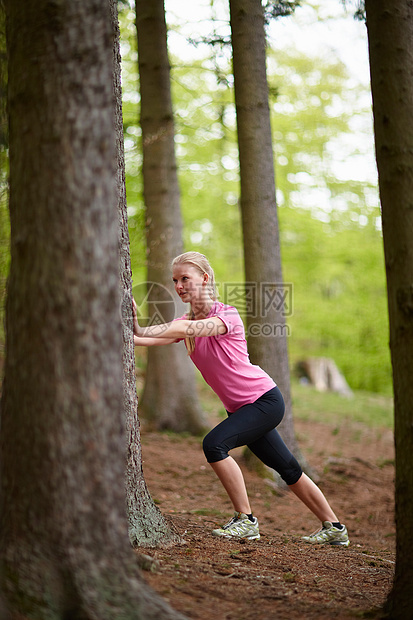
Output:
[133, 335, 178, 347]
[132, 299, 177, 347]
[135, 318, 227, 340]
[132, 299, 227, 343]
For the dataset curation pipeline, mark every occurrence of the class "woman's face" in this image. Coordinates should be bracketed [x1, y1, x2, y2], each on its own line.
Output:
[172, 263, 209, 306]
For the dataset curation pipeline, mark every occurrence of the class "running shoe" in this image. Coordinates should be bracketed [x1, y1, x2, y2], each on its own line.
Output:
[302, 521, 350, 547]
[212, 511, 260, 540]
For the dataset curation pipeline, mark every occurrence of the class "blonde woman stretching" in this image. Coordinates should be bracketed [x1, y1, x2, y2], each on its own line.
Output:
[133, 251, 349, 546]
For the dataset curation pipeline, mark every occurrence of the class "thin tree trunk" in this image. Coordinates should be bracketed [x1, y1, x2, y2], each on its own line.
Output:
[0, 1, 185, 617]
[365, 1, 413, 617]
[136, 0, 208, 434]
[229, 0, 305, 464]
[110, 0, 179, 548]
[0, 2, 8, 340]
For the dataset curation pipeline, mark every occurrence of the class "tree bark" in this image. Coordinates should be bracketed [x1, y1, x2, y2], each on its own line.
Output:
[110, 0, 180, 548]
[0, 0, 9, 340]
[135, 0, 208, 434]
[0, 0, 185, 617]
[365, 1, 413, 617]
[229, 0, 303, 462]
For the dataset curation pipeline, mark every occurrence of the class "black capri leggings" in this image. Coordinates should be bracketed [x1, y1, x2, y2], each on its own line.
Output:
[202, 386, 302, 486]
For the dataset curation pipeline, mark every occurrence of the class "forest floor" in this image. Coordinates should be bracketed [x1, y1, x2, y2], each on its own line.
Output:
[136, 412, 395, 620]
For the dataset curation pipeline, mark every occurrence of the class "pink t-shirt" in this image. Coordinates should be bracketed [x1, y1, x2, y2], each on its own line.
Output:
[178, 301, 276, 413]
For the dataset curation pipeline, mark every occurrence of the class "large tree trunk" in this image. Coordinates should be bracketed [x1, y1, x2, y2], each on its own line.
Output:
[0, 1, 185, 617]
[229, 0, 303, 462]
[135, 0, 208, 434]
[365, 1, 413, 617]
[110, 0, 179, 548]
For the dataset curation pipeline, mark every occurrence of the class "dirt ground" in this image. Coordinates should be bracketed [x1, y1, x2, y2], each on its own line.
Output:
[136, 415, 395, 620]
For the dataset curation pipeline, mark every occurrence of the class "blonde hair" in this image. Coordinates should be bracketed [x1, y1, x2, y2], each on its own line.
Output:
[171, 252, 217, 354]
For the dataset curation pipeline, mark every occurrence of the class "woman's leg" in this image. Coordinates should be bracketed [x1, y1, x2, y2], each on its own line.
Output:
[209, 457, 251, 514]
[203, 388, 284, 514]
[249, 431, 340, 523]
[288, 473, 338, 522]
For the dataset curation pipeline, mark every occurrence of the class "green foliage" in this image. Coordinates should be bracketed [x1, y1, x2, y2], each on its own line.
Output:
[268, 47, 378, 230]
[290, 378, 393, 429]
[170, 56, 244, 284]
[118, 5, 146, 285]
[263, 0, 301, 23]
[279, 206, 390, 394]
[120, 7, 390, 394]
[341, 0, 366, 22]
[265, 48, 389, 392]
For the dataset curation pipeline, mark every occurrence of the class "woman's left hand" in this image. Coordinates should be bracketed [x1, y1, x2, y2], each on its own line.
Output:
[132, 298, 143, 337]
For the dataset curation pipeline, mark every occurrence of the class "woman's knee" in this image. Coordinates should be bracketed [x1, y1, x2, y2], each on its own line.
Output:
[202, 432, 229, 463]
[280, 456, 303, 486]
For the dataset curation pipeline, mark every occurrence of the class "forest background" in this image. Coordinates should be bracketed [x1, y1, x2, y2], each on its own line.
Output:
[124, 0, 389, 397]
[0, 0, 391, 397]
[0, 0, 406, 617]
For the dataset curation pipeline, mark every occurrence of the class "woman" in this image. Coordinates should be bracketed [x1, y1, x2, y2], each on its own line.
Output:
[133, 251, 349, 546]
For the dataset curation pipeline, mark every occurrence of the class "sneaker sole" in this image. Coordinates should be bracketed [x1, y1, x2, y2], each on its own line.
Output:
[212, 532, 260, 540]
[302, 537, 350, 546]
